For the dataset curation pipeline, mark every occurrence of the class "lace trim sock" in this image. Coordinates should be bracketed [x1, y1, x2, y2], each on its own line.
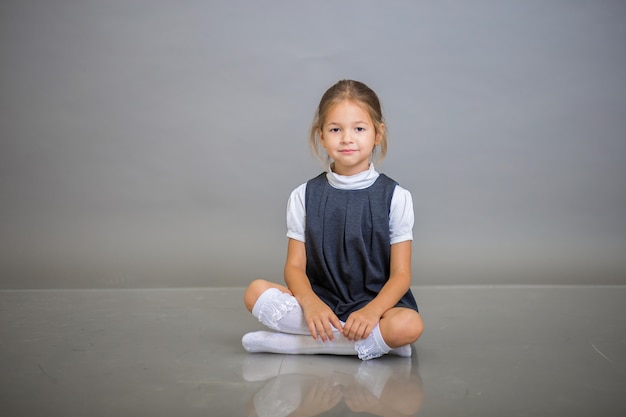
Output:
[389, 344, 412, 358]
[242, 331, 357, 355]
[251, 288, 309, 335]
[354, 324, 391, 360]
[354, 324, 413, 360]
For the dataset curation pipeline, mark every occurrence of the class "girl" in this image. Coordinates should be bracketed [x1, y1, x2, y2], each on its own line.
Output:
[242, 80, 423, 360]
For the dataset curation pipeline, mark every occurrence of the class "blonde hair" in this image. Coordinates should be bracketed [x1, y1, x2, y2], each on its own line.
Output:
[309, 80, 388, 165]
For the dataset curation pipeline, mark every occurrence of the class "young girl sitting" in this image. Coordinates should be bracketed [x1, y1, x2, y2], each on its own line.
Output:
[242, 80, 424, 360]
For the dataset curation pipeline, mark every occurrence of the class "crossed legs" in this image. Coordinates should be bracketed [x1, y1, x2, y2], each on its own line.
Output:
[242, 279, 423, 360]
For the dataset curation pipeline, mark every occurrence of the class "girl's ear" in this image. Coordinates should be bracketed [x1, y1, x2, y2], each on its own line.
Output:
[375, 123, 385, 145]
[318, 128, 326, 147]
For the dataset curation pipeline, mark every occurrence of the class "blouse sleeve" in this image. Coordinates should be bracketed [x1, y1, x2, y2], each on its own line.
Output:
[286, 183, 307, 242]
[389, 185, 414, 244]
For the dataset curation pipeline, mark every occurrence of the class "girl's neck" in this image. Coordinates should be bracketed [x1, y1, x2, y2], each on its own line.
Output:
[330, 162, 371, 177]
[326, 163, 379, 191]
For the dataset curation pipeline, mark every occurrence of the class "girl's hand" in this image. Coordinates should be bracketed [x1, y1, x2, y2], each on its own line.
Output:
[301, 297, 344, 342]
[342, 306, 381, 341]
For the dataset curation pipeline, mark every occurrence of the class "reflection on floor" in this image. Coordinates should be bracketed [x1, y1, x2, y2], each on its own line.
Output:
[1, 286, 625, 416]
[244, 353, 423, 417]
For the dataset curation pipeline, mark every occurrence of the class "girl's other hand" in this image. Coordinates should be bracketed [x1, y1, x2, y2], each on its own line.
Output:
[342, 307, 380, 341]
[301, 297, 344, 342]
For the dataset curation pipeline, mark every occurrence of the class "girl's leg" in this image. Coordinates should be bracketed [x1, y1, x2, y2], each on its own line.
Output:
[242, 330, 358, 355]
[242, 280, 357, 355]
[379, 308, 424, 348]
[244, 279, 291, 312]
[355, 308, 423, 360]
[243, 281, 423, 360]
[244, 279, 310, 335]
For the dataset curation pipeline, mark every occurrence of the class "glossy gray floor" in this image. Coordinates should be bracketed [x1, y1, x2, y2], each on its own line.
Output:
[1, 286, 625, 416]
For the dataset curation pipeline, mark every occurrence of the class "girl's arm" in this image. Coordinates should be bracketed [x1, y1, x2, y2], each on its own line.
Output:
[342, 240, 412, 341]
[284, 238, 344, 341]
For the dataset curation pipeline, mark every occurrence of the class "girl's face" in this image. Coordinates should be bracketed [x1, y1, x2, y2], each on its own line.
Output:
[319, 100, 383, 176]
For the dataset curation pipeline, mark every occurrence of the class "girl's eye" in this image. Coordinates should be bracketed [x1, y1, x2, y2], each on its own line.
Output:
[329, 128, 340, 133]
[355, 127, 365, 132]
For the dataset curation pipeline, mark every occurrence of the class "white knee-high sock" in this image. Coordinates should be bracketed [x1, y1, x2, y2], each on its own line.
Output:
[354, 324, 390, 360]
[355, 324, 412, 360]
[242, 330, 357, 356]
[242, 327, 412, 360]
[252, 288, 310, 335]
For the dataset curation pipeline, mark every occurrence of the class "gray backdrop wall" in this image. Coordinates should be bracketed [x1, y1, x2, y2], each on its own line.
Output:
[1, 0, 625, 289]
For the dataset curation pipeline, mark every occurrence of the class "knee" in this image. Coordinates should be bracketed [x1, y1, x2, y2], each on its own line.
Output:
[384, 310, 424, 348]
[243, 279, 271, 312]
[409, 313, 425, 343]
[244, 279, 287, 312]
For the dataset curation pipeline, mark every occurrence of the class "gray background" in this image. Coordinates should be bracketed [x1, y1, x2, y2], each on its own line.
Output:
[1, 0, 625, 289]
